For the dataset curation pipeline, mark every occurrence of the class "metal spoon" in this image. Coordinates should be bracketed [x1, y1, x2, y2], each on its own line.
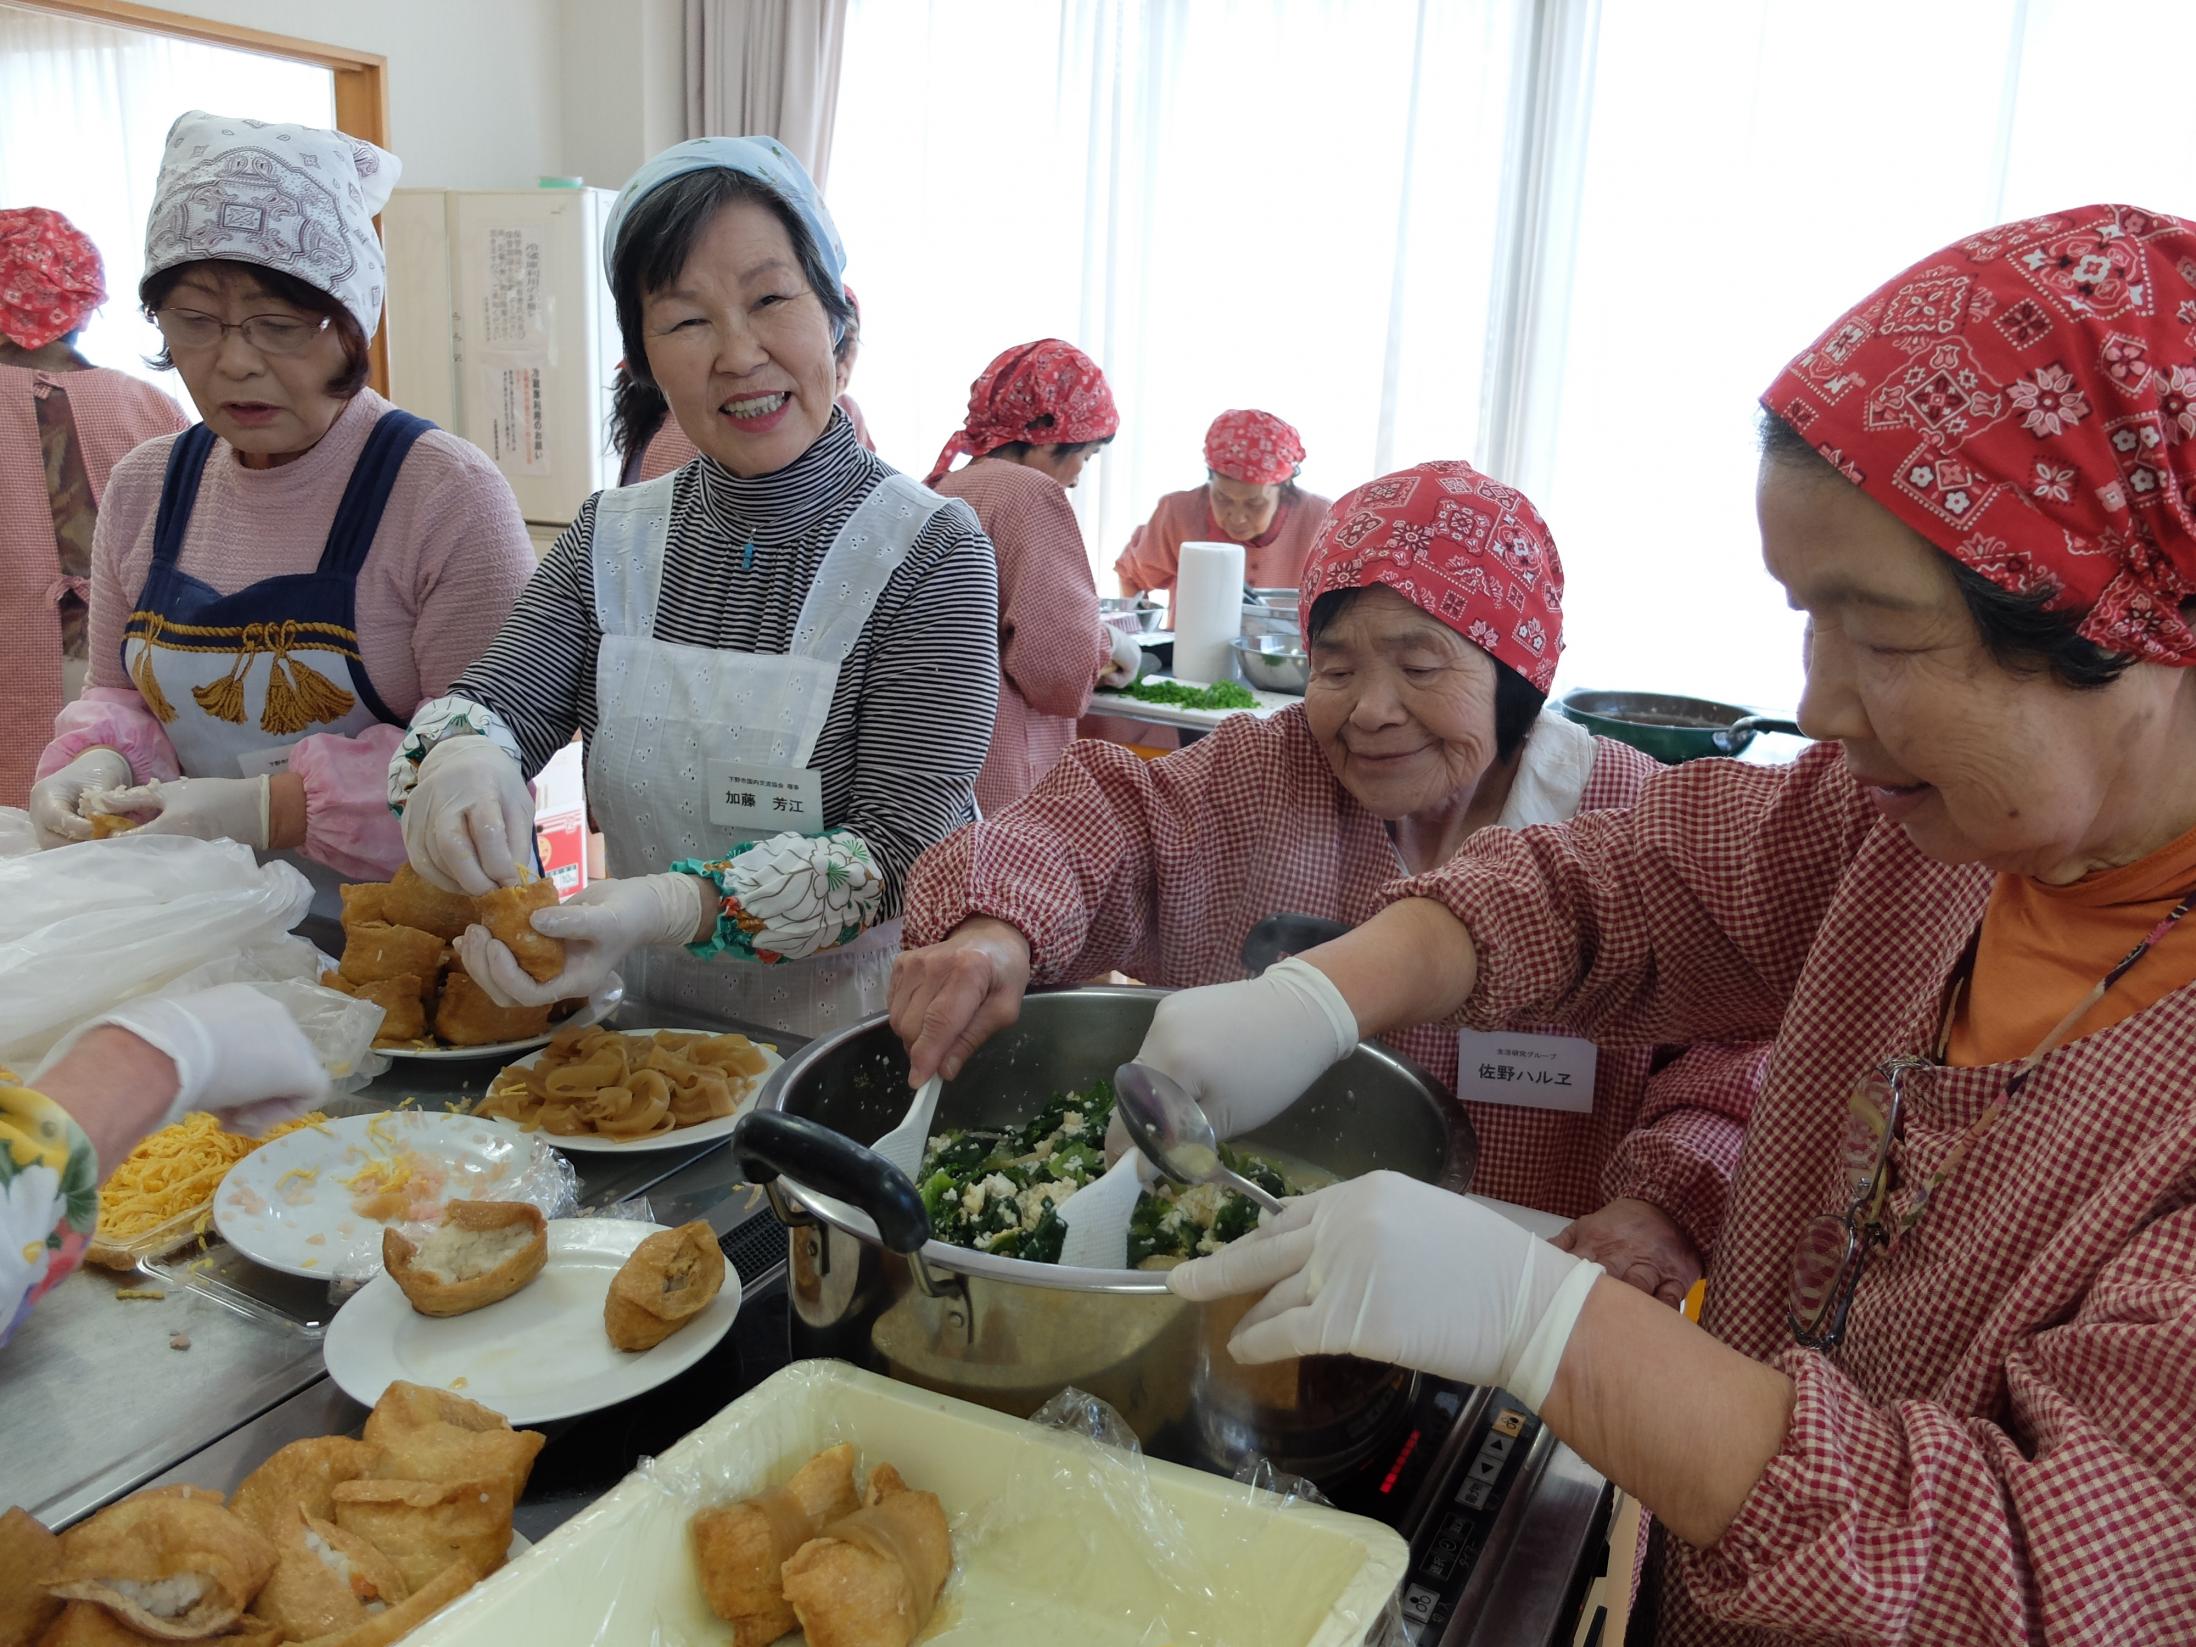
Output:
[1112, 1061, 1286, 1215]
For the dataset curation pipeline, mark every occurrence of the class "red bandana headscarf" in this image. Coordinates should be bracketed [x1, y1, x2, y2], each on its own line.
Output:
[0, 207, 106, 351]
[1204, 408, 1305, 485]
[1299, 459, 1565, 692]
[926, 338, 1119, 486]
[1765, 203, 2196, 666]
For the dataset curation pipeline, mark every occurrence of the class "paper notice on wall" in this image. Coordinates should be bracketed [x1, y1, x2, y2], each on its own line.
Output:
[487, 365, 550, 475]
[481, 224, 554, 360]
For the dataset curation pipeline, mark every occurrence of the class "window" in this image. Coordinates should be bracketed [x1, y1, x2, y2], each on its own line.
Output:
[833, 0, 2196, 708]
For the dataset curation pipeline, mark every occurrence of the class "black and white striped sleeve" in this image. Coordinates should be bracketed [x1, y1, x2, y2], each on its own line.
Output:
[447, 496, 602, 780]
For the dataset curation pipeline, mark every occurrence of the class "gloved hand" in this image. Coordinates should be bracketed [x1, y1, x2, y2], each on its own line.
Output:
[402, 734, 537, 896]
[1168, 1171, 1604, 1409]
[28, 747, 131, 848]
[1103, 956, 1357, 1158]
[88, 983, 332, 1136]
[86, 775, 271, 850]
[453, 873, 715, 1008]
[1101, 626, 1145, 689]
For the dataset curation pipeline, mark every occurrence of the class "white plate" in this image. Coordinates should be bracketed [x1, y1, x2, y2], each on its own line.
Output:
[483, 1027, 784, 1155]
[323, 1218, 741, 1426]
[214, 1112, 571, 1281]
[378, 975, 625, 1062]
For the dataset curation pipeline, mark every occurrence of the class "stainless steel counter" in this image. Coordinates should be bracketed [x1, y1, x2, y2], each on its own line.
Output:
[8, 1004, 793, 1526]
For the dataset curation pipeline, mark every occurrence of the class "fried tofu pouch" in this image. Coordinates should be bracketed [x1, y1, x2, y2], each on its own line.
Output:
[319, 973, 428, 1046]
[382, 1200, 547, 1317]
[329, 1479, 513, 1595]
[337, 923, 447, 999]
[604, 1220, 725, 1352]
[361, 1384, 545, 1507]
[337, 882, 393, 930]
[781, 1464, 952, 1647]
[228, 1437, 381, 1539]
[88, 812, 141, 840]
[434, 972, 551, 1048]
[689, 1443, 859, 1644]
[0, 1504, 62, 1646]
[381, 866, 481, 943]
[48, 1494, 276, 1641]
[474, 879, 564, 983]
[253, 1509, 410, 1641]
[37, 1600, 283, 1645]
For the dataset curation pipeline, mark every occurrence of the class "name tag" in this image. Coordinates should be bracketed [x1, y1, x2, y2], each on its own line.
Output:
[235, 746, 294, 780]
[1455, 1029, 1597, 1113]
[707, 759, 823, 834]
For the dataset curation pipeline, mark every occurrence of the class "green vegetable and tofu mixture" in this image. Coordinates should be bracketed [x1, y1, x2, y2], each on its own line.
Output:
[917, 1079, 1300, 1268]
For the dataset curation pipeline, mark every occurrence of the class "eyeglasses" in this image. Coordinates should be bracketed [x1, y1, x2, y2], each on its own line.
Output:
[154, 308, 330, 357]
[1787, 1054, 1926, 1351]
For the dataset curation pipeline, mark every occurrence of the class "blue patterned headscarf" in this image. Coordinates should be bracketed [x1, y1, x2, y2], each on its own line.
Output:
[603, 136, 845, 296]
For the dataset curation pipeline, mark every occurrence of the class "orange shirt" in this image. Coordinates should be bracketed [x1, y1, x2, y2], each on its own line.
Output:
[1949, 819, 2196, 1065]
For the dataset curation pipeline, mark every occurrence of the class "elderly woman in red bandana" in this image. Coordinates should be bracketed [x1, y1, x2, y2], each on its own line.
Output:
[926, 339, 1145, 814]
[1114, 409, 1333, 597]
[0, 207, 187, 805]
[1139, 205, 2196, 1643]
[893, 459, 1767, 1302]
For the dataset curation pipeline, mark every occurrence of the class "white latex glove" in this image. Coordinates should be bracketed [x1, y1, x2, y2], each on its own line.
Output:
[88, 983, 332, 1136]
[1168, 1170, 1604, 1409]
[1103, 957, 1357, 1158]
[402, 734, 536, 896]
[86, 775, 270, 850]
[453, 873, 714, 1008]
[1101, 625, 1145, 688]
[28, 747, 130, 848]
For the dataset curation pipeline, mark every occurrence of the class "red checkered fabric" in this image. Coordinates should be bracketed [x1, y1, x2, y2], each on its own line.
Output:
[1203, 408, 1305, 485]
[1299, 459, 1566, 692]
[0, 207, 105, 350]
[904, 706, 1764, 1251]
[1765, 203, 2196, 666]
[926, 338, 1118, 486]
[931, 457, 1113, 816]
[1397, 742, 2196, 1642]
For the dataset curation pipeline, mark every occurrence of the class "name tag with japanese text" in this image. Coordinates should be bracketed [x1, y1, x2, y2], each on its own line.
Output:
[1454, 1029, 1597, 1112]
[707, 759, 823, 834]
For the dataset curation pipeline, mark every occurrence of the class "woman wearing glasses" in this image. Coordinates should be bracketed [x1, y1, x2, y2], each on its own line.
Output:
[27, 111, 534, 915]
[1142, 203, 2196, 1642]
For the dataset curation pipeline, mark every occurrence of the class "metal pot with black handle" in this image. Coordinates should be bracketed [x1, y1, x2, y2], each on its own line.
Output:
[1556, 688, 1804, 763]
[732, 985, 1474, 1483]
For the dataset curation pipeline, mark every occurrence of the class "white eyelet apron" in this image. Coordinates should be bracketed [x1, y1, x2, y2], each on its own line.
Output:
[587, 469, 952, 1037]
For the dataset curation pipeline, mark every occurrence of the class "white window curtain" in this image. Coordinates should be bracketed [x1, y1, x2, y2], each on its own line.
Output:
[0, 3, 334, 406]
[687, 0, 849, 185]
[830, 0, 2196, 708]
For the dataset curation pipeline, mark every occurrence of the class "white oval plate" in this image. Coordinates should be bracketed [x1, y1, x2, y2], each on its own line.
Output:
[483, 1028, 783, 1155]
[378, 975, 625, 1062]
[214, 1112, 569, 1281]
[323, 1218, 741, 1426]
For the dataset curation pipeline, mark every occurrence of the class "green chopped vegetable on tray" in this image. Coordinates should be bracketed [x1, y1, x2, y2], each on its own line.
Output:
[915, 1079, 1304, 1267]
[1100, 677, 1258, 712]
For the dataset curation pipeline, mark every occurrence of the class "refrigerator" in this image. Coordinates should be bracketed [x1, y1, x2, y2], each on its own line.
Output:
[382, 187, 621, 528]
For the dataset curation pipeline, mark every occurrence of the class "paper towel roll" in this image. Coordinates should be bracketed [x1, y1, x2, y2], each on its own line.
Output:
[1172, 539, 1246, 684]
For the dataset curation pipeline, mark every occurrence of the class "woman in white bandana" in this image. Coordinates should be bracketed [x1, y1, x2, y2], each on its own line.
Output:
[26, 111, 536, 916]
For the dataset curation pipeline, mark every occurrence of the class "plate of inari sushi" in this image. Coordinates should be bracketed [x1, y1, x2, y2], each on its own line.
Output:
[324, 867, 621, 1060]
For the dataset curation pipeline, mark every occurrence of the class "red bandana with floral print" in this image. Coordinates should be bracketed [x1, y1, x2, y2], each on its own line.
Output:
[1298, 459, 1566, 691]
[1764, 203, 2196, 665]
[0, 207, 105, 351]
[1204, 408, 1305, 485]
[926, 338, 1118, 485]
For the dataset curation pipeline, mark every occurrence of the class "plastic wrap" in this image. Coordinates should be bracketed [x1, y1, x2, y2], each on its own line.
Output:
[404, 1360, 1409, 1647]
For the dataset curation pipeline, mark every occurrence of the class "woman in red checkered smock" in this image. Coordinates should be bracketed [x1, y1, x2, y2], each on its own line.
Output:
[896, 459, 1769, 1304]
[1151, 205, 2196, 1644]
[1113, 408, 1333, 597]
[0, 207, 187, 805]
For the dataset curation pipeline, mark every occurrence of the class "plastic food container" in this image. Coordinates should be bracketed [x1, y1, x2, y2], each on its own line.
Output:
[408, 1359, 1409, 1647]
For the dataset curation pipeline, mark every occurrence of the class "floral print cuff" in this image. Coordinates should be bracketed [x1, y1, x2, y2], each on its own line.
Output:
[674, 829, 886, 963]
[387, 695, 526, 814]
[1, 1075, 98, 1349]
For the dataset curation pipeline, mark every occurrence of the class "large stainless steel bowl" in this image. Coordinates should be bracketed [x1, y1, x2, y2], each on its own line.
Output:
[1100, 595, 1166, 633]
[1231, 633, 1310, 694]
[737, 986, 1471, 1482]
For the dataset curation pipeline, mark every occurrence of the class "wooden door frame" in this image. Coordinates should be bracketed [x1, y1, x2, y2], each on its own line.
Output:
[12, 0, 393, 393]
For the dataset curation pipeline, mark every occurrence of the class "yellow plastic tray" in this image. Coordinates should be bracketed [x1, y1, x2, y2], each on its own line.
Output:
[409, 1359, 1408, 1647]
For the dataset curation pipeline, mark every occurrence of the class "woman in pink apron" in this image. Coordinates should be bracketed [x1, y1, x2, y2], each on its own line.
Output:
[26, 112, 536, 917]
[392, 138, 999, 1038]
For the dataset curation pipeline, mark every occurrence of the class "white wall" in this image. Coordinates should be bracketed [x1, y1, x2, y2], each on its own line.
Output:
[147, 0, 567, 188]
[558, 0, 685, 191]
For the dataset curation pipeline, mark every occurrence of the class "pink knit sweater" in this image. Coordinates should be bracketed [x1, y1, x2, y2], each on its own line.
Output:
[38, 387, 538, 878]
[0, 362, 187, 804]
